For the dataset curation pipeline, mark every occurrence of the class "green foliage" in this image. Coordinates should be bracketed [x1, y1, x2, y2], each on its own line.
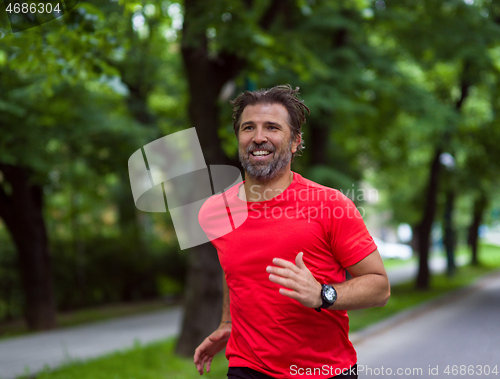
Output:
[0, 74, 148, 179]
[50, 235, 186, 310]
[0, 232, 186, 321]
[156, 276, 183, 297]
[352, 0, 500, 228]
[0, 2, 120, 94]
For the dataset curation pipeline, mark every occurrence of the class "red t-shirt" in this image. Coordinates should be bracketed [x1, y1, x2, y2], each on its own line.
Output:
[198, 172, 377, 378]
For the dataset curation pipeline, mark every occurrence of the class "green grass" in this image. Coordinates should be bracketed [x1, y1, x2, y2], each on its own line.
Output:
[25, 338, 229, 379]
[0, 299, 175, 340]
[16, 244, 500, 379]
[381, 256, 417, 270]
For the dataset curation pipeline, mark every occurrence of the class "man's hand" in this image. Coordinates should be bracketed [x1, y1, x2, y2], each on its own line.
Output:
[193, 322, 231, 375]
[266, 252, 322, 309]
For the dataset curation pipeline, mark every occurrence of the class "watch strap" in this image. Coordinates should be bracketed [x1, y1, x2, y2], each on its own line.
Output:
[315, 284, 337, 312]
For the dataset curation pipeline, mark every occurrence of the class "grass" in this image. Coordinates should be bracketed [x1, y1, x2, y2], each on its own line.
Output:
[24, 338, 228, 379]
[0, 299, 175, 340]
[381, 256, 417, 270]
[13, 244, 500, 379]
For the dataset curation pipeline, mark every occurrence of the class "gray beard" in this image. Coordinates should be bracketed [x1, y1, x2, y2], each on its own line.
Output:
[238, 140, 292, 182]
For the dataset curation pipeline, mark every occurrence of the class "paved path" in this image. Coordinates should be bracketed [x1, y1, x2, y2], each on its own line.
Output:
[353, 271, 500, 378]
[0, 256, 484, 379]
[0, 307, 183, 379]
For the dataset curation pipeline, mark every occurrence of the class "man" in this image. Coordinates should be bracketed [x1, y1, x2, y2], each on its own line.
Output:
[195, 85, 390, 379]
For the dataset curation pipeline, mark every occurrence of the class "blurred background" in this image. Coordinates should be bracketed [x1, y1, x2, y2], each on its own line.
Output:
[1, 0, 500, 377]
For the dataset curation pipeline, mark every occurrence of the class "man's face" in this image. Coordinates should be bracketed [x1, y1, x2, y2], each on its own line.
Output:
[237, 103, 300, 182]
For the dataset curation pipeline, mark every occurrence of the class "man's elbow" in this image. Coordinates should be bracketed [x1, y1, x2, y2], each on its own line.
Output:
[376, 280, 391, 307]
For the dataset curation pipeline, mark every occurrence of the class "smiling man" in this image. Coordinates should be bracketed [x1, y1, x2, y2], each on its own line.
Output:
[238, 101, 296, 183]
[195, 85, 390, 379]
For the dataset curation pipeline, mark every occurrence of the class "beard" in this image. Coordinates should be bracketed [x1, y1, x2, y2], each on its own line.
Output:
[238, 139, 293, 182]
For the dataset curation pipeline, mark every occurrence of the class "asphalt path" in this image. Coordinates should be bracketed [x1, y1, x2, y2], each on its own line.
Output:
[0, 308, 183, 379]
[353, 271, 500, 378]
[0, 256, 492, 379]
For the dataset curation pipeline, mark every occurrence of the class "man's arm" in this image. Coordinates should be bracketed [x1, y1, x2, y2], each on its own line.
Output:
[222, 272, 231, 320]
[267, 250, 390, 311]
[193, 272, 231, 375]
[326, 249, 390, 310]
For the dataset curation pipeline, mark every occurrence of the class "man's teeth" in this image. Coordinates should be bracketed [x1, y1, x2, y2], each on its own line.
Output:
[251, 151, 271, 156]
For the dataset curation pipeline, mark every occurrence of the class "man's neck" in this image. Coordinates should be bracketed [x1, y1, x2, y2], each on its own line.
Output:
[240, 168, 294, 202]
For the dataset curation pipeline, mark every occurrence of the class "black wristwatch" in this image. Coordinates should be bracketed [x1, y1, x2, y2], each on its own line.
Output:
[315, 284, 337, 312]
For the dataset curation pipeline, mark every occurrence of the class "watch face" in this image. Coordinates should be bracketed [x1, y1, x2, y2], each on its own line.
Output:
[324, 286, 336, 302]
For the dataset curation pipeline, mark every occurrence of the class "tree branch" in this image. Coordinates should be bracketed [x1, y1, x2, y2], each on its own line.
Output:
[0, 164, 13, 221]
[456, 60, 471, 111]
[259, 0, 287, 30]
[0, 184, 10, 212]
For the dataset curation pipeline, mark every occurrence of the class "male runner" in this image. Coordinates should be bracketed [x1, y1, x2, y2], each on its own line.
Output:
[195, 85, 390, 379]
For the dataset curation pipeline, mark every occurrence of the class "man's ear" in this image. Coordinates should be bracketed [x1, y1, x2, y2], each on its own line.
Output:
[291, 133, 301, 154]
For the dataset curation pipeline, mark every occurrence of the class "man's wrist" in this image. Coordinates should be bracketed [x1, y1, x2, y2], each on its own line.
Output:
[315, 284, 337, 312]
[315, 282, 322, 308]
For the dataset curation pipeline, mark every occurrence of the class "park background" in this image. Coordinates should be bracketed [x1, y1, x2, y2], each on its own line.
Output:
[1, 0, 500, 377]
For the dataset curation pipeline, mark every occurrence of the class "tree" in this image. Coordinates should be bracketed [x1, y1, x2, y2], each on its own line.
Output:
[0, 2, 143, 328]
[372, 0, 500, 288]
[175, 0, 298, 356]
[462, 76, 500, 265]
[0, 164, 57, 329]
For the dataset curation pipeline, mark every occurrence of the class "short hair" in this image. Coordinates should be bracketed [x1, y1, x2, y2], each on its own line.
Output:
[230, 84, 309, 158]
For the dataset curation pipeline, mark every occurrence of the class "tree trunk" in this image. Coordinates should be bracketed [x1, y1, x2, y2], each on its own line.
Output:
[416, 147, 442, 289]
[410, 223, 420, 253]
[175, 243, 223, 355]
[0, 164, 57, 330]
[309, 118, 329, 166]
[175, 0, 243, 356]
[176, 0, 286, 356]
[416, 61, 471, 289]
[442, 189, 456, 276]
[468, 193, 487, 266]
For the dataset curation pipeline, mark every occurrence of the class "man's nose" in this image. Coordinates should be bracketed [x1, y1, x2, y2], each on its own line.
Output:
[252, 127, 268, 144]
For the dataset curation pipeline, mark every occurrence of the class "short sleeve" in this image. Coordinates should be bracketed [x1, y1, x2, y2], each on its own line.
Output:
[329, 193, 377, 267]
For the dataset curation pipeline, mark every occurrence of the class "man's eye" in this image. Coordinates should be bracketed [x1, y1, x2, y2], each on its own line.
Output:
[242, 125, 253, 130]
